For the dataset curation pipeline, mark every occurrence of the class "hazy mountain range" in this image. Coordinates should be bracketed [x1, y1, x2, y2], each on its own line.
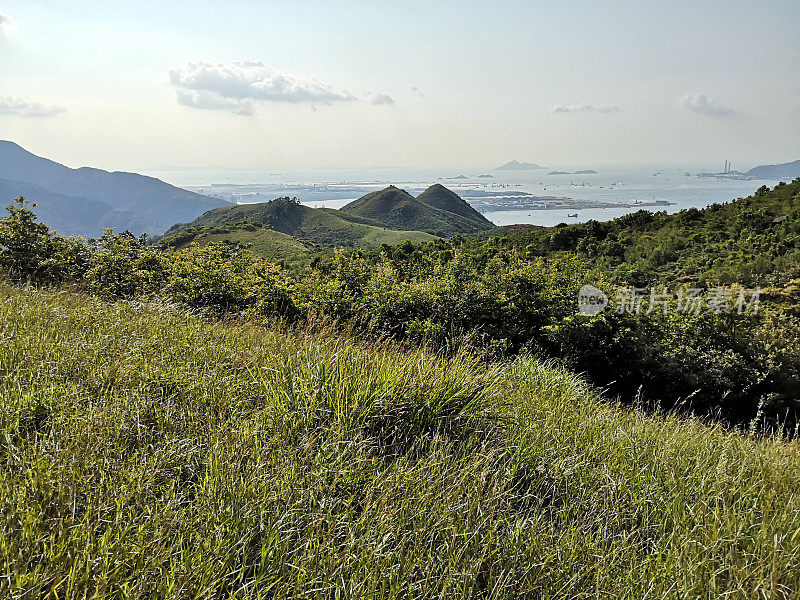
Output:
[697, 159, 800, 181]
[0, 141, 229, 236]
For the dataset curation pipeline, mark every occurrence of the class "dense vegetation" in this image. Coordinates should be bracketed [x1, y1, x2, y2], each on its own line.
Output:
[2, 180, 799, 428]
[158, 221, 312, 261]
[2, 285, 800, 598]
[484, 180, 800, 288]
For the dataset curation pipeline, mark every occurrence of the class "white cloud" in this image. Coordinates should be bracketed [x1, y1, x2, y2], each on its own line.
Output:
[174, 89, 256, 116]
[0, 96, 65, 118]
[551, 103, 619, 113]
[0, 12, 17, 35]
[169, 61, 393, 115]
[680, 93, 735, 117]
[369, 93, 395, 105]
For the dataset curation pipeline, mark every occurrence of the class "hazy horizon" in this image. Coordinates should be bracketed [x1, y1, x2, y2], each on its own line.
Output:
[1, 0, 798, 173]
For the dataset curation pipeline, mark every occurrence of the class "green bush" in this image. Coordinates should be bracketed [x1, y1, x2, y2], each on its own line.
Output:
[0, 197, 89, 283]
[165, 243, 298, 319]
[83, 230, 169, 298]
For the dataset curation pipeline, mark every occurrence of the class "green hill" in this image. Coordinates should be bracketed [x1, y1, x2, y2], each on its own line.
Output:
[416, 183, 494, 225]
[162, 196, 437, 252]
[341, 185, 494, 236]
[161, 222, 312, 261]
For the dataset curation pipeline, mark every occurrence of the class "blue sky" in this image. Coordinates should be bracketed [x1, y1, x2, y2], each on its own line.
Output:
[1, 0, 798, 171]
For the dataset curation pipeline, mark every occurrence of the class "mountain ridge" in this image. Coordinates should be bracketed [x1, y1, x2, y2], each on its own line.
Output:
[0, 141, 229, 235]
[416, 184, 494, 226]
[0, 177, 157, 236]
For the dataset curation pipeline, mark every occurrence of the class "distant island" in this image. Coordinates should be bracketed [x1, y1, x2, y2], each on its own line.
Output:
[745, 160, 800, 180]
[546, 169, 597, 175]
[697, 159, 800, 181]
[447, 175, 469, 180]
[495, 160, 545, 171]
[456, 189, 674, 212]
[478, 174, 495, 178]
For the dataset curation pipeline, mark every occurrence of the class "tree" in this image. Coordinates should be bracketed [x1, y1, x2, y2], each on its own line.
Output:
[0, 196, 89, 283]
[0, 197, 53, 282]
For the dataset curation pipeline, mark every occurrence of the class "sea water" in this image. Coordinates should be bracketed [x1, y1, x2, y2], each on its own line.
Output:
[142, 165, 786, 228]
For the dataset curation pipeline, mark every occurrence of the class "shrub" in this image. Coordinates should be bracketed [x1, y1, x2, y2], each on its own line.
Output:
[0, 197, 89, 283]
[84, 230, 169, 298]
[165, 243, 298, 319]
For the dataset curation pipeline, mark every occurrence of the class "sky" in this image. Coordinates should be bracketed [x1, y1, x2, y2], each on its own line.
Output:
[0, 0, 798, 172]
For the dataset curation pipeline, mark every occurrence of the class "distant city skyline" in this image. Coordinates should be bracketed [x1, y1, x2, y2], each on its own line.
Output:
[1, 0, 798, 172]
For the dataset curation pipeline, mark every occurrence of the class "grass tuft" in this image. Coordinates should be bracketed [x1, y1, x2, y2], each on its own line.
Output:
[1, 283, 799, 598]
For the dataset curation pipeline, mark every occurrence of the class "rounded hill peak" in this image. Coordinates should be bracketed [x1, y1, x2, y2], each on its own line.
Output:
[416, 184, 493, 227]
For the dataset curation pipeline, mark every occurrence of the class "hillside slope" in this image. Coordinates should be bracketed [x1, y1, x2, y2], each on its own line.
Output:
[484, 178, 800, 287]
[164, 196, 437, 249]
[416, 183, 494, 225]
[0, 178, 156, 236]
[0, 141, 229, 235]
[341, 185, 493, 236]
[162, 222, 312, 261]
[3, 284, 800, 598]
[746, 160, 800, 180]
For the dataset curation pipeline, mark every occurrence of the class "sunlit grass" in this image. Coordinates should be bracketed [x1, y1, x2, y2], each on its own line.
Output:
[1, 283, 799, 598]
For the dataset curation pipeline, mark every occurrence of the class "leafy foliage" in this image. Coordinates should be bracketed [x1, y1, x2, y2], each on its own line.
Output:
[83, 230, 168, 298]
[0, 196, 89, 283]
[480, 179, 800, 287]
[2, 182, 800, 427]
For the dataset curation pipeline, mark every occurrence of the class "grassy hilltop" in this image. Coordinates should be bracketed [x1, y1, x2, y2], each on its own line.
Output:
[341, 185, 494, 236]
[161, 222, 313, 261]
[161, 185, 494, 259]
[2, 284, 800, 598]
[160, 196, 438, 256]
[3, 183, 800, 425]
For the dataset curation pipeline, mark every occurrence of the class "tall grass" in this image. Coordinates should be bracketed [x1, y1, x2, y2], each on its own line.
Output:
[1, 283, 799, 598]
